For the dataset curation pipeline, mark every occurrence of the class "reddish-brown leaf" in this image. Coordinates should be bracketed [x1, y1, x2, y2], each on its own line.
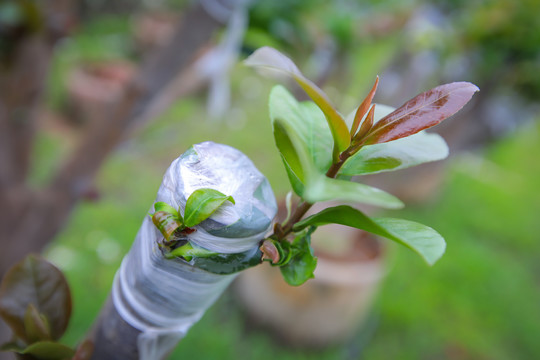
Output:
[351, 76, 379, 137]
[353, 104, 376, 144]
[363, 82, 479, 144]
[152, 211, 182, 240]
[0, 255, 72, 342]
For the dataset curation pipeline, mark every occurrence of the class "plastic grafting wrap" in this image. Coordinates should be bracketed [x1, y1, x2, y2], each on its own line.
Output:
[161, 141, 277, 253]
[113, 142, 277, 360]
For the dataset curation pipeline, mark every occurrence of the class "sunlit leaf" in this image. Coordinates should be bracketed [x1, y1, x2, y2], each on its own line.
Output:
[246, 47, 350, 156]
[293, 205, 446, 265]
[269, 85, 333, 195]
[274, 121, 306, 192]
[270, 85, 333, 173]
[351, 76, 379, 137]
[339, 131, 449, 176]
[304, 175, 404, 209]
[280, 228, 318, 286]
[153, 201, 180, 220]
[0, 255, 71, 342]
[363, 82, 479, 144]
[184, 188, 235, 227]
[19, 341, 75, 360]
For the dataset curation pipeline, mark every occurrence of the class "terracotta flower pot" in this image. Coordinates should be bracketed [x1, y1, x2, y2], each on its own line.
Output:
[235, 225, 385, 348]
[65, 60, 136, 124]
[132, 12, 180, 55]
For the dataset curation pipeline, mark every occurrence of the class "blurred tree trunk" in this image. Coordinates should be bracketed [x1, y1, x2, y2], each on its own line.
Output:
[0, 1, 222, 356]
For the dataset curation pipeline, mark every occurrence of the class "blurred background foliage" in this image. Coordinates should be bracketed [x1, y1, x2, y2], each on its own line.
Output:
[3, 0, 539, 358]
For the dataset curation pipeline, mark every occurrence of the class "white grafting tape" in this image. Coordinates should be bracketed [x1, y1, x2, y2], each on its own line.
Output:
[112, 142, 277, 360]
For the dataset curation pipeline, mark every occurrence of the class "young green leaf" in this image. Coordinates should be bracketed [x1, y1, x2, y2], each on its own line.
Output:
[269, 85, 333, 195]
[304, 175, 404, 209]
[152, 211, 183, 241]
[166, 242, 218, 260]
[154, 201, 181, 220]
[283, 191, 294, 225]
[246, 46, 350, 157]
[339, 131, 449, 176]
[0, 255, 71, 343]
[270, 85, 334, 174]
[24, 304, 51, 343]
[184, 188, 235, 228]
[279, 228, 318, 286]
[274, 121, 306, 191]
[350, 76, 379, 137]
[363, 82, 479, 144]
[293, 205, 445, 265]
[18, 341, 75, 360]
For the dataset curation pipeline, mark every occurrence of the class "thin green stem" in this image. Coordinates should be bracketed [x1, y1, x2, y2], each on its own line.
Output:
[275, 145, 360, 240]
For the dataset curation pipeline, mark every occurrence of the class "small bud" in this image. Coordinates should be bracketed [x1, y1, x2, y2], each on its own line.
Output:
[260, 240, 280, 264]
[152, 211, 183, 241]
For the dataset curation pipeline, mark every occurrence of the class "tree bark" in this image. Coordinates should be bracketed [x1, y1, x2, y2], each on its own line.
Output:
[89, 296, 142, 360]
[0, 3, 220, 276]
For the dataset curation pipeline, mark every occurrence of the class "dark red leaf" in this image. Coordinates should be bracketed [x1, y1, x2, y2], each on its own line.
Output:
[0, 255, 72, 342]
[353, 104, 376, 144]
[350, 76, 379, 137]
[364, 82, 479, 144]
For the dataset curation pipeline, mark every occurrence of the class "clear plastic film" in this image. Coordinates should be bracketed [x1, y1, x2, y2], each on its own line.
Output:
[112, 142, 277, 359]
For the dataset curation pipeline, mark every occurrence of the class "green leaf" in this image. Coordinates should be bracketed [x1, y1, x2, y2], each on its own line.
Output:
[293, 206, 445, 265]
[351, 76, 379, 137]
[270, 85, 333, 174]
[280, 228, 318, 286]
[246, 46, 350, 157]
[283, 191, 294, 225]
[166, 242, 218, 260]
[274, 121, 306, 186]
[0, 255, 71, 343]
[184, 188, 235, 228]
[153, 201, 181, 220]
[24, 304, 51, 343]
[19, 341, 75, 360]
[339, 131, 449, 176]
[304, 175, 404, 209]
[269, 85, 335, 195]
[152, 211, 183, 241]
[364, 82, 479, 144]
[191, 247, 263, 275]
